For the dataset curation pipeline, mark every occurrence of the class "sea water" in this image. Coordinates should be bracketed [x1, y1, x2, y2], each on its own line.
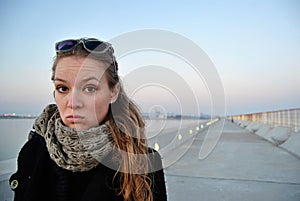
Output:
[0, 118, 202, 161]
[0, 119, 35, 161]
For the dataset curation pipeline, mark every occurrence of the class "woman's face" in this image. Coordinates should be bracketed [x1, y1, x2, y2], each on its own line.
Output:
[53, 56, 119, 130]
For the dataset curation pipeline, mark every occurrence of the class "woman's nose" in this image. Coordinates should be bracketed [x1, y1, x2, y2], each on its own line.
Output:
[67, 90, 83, 109]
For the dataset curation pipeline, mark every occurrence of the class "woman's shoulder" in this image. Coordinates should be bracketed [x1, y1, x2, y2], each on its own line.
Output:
[147, 147, 162, 161]
[146, 147, 168, 200]
[147, 146, 158, 153]
[147, 147, 162, 157]
[20, 131, 46, 154]
[13, 131, 53, 168]
[146, 147, 164, 173]
[15, 131, 48, 170]
[9, 131, 52, 196]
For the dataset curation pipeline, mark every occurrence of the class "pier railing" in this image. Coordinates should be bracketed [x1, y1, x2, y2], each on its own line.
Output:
[229, 108, 300, 132]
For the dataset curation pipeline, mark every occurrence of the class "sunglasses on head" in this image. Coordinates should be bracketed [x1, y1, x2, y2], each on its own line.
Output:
[55, 38, 118, 77]
[55, 38, 114, 54]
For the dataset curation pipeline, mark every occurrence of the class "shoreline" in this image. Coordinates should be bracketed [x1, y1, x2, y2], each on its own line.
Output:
[0, 116, 37, 119]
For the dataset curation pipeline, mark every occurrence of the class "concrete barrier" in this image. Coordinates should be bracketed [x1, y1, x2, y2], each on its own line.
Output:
[240, 120, 251, 128]
[245, 121, 254, 131]
[280, 131, 300, 158]
[234, 120, 242, 126]
[236, 121, 289, 145]
[255, 124, 273, 138]
[235, 120, 299, 158]
[267, 126, 291, 145]
[254, 125, 291, 146]
[246, 122, 263, 132]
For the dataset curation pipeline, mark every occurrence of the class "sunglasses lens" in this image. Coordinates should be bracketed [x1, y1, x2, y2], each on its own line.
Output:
[56, 39, 112, 54]
[56, 40, 77, 51]
[85, 40, 108, 52]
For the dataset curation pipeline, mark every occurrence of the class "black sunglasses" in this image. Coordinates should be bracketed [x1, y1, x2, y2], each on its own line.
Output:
[55, 38, 118, 77]
[55, 38, 114, 54]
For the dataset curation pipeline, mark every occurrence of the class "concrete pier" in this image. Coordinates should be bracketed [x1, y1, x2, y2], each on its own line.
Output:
[1, 119, 300, 201]
[165, 119, 300, 201]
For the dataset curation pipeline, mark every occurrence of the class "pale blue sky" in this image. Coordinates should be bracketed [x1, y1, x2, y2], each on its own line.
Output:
[0, 0, 299, 116]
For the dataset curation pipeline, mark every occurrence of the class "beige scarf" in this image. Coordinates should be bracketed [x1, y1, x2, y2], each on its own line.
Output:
[33, 104, 114, 172]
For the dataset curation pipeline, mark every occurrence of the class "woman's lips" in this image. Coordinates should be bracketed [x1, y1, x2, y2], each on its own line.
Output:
[66, 115, 85, 123]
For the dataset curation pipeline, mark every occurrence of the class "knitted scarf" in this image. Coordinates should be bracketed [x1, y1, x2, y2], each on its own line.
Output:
[32, 104, 114, 172]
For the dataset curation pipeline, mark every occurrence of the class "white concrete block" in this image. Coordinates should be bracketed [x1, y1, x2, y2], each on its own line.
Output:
[245, 122, 256, 131]
[267, 126, 291, 145]
[241, 121, 251, 128]
[255, 124, 273, 138]
[246, 122, 263, 132]
[280, 131, 300, 158]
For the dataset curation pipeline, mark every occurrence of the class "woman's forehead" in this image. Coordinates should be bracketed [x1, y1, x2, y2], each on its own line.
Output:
[55, 57, 108, 81]
[57, 56, 106, 67]
[56, 57, 107, 72]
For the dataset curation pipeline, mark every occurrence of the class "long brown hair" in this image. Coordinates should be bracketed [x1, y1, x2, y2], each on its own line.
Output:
[52, 44, 153, 201]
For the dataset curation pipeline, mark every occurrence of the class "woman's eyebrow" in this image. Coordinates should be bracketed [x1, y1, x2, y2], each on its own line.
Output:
[81, 77, 101, 83]
[53, 78, 67, 83]
[53, 77, 100, 83]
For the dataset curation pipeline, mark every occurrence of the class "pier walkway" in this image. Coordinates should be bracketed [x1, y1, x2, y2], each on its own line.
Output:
[1, 119, 300, 201]
[165, 119, 300, 201]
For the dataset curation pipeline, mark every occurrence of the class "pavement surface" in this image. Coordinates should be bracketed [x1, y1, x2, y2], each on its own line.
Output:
[164, 119, 300, 201]
[2, 119, 300, 201]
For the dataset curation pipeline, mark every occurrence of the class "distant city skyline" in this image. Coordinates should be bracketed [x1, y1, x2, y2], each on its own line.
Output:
[0, 111, 212, 119]
[0, 0, 299, 116]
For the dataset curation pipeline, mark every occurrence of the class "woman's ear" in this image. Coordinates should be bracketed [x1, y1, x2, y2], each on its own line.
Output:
[110, 83, 120, 104]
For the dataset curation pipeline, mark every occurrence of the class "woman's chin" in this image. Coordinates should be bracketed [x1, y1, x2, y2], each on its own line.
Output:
[67, 123, 89, 131]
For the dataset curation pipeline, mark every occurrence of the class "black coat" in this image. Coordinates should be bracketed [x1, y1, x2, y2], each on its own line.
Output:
[9, 131, 167, 201]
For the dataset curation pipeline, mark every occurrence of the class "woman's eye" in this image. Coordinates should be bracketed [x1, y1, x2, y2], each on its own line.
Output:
[84, 86, 97, 93]
[56, 86, 69, 93]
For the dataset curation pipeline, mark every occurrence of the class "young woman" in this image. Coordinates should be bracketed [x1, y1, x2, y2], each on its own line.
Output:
[9, 38, 167, 201]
